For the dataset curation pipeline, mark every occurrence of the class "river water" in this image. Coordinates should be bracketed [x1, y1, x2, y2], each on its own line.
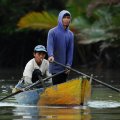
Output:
[0, 69, 120, 120]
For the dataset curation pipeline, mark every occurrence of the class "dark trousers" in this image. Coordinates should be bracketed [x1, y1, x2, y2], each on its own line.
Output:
[32, 69, 42, 83]
[52, 73, 68, 85]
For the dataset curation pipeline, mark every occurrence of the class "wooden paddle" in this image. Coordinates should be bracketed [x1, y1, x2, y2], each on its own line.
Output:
[0, 70, 66, 102]
[53, 61, 120, 92]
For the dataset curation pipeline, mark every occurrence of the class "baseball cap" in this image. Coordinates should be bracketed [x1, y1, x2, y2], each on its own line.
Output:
[34, 45, 47, 53]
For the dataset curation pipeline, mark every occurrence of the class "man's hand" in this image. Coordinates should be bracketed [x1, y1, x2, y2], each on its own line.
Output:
[65, 66, 71, 74]
[48, 56, 54, 62]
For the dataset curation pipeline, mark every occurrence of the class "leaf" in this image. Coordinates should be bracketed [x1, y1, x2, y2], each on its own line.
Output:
[17, 11, 58, 30]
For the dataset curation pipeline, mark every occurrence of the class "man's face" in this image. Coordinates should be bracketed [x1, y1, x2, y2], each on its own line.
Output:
[34, 52, 46, 65]
[62, 16, 71, 27]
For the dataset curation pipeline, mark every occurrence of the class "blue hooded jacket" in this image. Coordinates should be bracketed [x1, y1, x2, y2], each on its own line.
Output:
[47, 10, 74, 73]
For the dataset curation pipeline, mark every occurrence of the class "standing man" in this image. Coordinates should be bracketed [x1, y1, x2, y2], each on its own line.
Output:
[47, 10, 74, 85]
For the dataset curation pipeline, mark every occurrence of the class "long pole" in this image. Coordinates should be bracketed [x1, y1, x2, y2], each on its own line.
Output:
[54, 61, 120, 92]
[0, 70, 66, 102]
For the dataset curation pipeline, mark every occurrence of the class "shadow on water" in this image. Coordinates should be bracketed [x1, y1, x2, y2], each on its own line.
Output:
[0, 68, 120, 120]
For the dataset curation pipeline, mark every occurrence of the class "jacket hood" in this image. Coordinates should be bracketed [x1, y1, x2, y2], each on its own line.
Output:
[58, 10, 71, 30]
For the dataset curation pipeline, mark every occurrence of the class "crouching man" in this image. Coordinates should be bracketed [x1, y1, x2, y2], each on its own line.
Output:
[12, 45, 52, 93]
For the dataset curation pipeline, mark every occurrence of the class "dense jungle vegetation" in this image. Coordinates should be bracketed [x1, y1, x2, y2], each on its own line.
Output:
[0, 0, 120, 70]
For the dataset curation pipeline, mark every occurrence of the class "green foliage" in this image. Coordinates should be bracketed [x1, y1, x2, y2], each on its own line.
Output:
[1, 0, 120, 47]
[16, 1, 120, 48]
[72, 16, 91, 30]
[0, 0, 67, 34]
[66, 0, 90, 18]
[17, 11, 58, 30]
[76, 4, 120, 47]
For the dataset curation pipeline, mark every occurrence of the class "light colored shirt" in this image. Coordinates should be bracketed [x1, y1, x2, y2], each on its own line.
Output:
[23, 58, 52, 84]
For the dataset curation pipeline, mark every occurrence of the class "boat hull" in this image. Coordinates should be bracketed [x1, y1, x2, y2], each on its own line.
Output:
[15, 77, 91, 106]
[15, 88, 44, 105]
[38, 77, 91, 106]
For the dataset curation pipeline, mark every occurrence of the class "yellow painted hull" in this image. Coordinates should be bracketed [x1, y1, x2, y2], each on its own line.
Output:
[38, 77, 91, 106]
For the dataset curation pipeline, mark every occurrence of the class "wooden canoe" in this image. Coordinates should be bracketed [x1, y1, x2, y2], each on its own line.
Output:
[15, 77, 91, 106]
[38, 77, 91, 106]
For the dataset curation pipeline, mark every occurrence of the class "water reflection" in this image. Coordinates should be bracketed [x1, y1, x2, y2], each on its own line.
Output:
[88, 101, 120, 108]
[1, 100, 120, 120]
[13, 105, 39, 120]
[38, 106, 91, 120]
[12, 105, 91, 120]
[0, 96, 120, 120]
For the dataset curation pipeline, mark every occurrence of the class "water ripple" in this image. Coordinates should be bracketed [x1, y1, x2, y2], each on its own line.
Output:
[88, 100, 120, 108]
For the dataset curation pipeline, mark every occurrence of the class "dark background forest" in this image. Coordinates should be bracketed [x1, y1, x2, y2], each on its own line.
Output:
[0, 0, 120, 72]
